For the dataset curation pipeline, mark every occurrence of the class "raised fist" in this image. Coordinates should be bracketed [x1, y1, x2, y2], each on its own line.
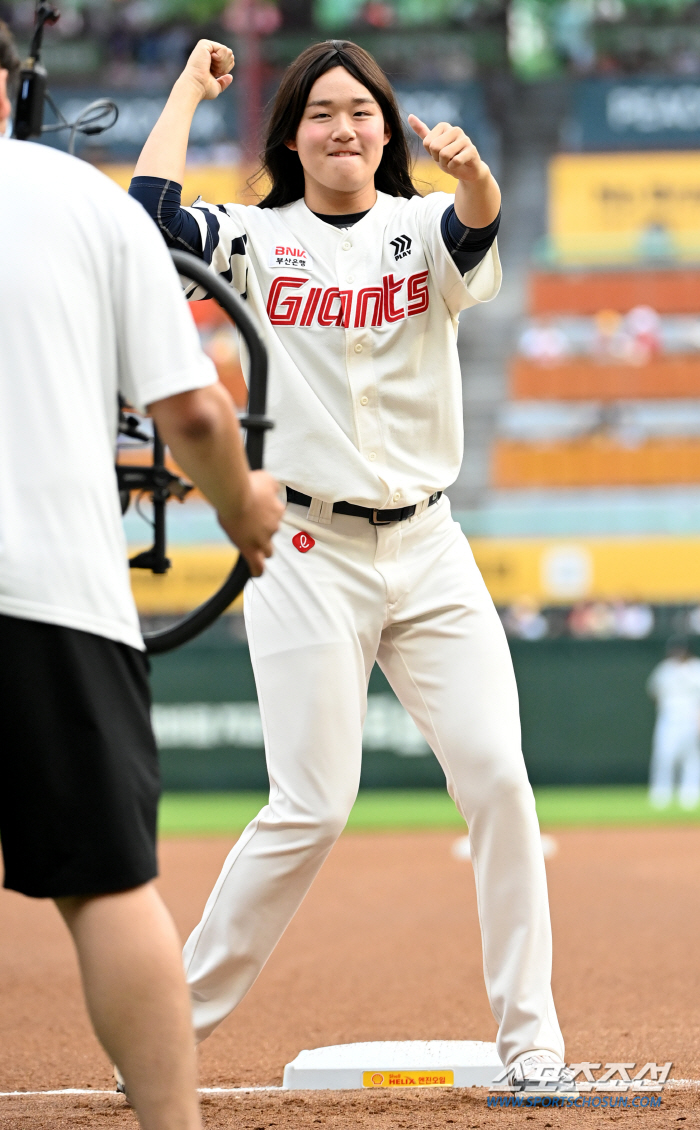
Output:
[180, 39, 235, 102]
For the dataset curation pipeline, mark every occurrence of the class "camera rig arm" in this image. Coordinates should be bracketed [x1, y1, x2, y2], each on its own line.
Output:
[14, 0, 118, 151]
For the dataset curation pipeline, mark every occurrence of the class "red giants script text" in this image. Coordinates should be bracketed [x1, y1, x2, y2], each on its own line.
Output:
[266, 272, 429, 328]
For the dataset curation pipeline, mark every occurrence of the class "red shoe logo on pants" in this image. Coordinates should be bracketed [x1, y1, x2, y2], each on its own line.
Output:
[293, 531, 315, 553]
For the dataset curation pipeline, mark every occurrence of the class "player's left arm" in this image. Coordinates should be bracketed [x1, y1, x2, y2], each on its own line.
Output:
[408, 116, 501, 229]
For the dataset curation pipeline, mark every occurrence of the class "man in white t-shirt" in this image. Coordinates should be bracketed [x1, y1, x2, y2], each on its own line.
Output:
[0, 136, 282, 1130]
[647, 639, 700, 809]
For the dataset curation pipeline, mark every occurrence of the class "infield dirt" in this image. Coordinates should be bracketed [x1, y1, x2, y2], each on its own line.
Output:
[1, 827, 699, 1127]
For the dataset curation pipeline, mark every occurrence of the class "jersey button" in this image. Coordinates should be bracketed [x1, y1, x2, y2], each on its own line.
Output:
[346, 274, 354, 283]
[354, 343, 363, 353]
[393, 492, 401, 502]
[341, 240, 352, 250]
[360, 396, 369, 406]
[368, 452, 377, 461]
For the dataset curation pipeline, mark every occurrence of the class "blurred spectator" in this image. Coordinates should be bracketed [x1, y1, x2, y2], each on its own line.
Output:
[518, 311, 700, 361]
[222, 1, 282, 35]
[613, 601, 654, 639]
[552, 0, 595, 73]
[593, 308, 624, 361]
[362, 1, 395, 28]
[568, 600, 654, 639]
[647, 638, 700, 810]
[502, 598, 548, 640]
[625, 305, 661, 363]
[592, 307, 653, 365]
[569, 600, 616, 638]
[518, 318, 570, 365]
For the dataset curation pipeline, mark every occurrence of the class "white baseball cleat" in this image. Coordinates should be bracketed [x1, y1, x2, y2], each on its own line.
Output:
[506, 1051, 577, 1094]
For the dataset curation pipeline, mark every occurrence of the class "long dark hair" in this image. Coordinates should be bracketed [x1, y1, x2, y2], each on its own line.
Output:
[256, 40, 418, 209]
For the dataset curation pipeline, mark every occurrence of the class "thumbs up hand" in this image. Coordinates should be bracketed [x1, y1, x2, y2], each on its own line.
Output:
[408, 114, 486, 184]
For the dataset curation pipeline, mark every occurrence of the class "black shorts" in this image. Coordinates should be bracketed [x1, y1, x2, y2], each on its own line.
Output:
[0, 613, 160, 899]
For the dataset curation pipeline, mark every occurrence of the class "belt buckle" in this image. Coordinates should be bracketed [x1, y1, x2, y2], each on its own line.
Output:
[370, 509, 394, 526]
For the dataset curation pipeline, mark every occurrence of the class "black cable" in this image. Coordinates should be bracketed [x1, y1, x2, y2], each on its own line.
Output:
[134, 492, 155, 533]
[41, 91, 119, 156]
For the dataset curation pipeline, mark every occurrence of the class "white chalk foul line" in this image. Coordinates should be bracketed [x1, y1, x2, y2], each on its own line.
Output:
[0, 1090, 114, 1097]
[0, 1086, 283, 1098]
[1, 1081, 697, 1098]
[201, 1087, 284, 1093]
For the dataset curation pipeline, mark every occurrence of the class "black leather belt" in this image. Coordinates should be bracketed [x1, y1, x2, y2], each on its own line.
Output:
[286, 487, 442, 526]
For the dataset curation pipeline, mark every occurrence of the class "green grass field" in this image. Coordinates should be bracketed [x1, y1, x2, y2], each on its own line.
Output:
[158, 787, 700, 837]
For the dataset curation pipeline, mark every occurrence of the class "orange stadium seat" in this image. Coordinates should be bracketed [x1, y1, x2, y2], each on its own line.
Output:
[528, 269, 700, 316]
[510, 354, 700, 400]
[493, 437, 700, 487]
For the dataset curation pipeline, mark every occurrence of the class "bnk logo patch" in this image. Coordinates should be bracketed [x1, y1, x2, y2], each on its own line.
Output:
[292, 531, 315, 553]
[269, 244, 313, 270]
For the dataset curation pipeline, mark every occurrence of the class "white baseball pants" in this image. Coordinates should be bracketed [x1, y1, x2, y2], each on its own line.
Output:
[649, 713, 700, 809]
[183, 497, 564, 1067]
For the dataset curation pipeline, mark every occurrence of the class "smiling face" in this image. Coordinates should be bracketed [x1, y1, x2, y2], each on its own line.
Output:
[286, 66, 390, 208]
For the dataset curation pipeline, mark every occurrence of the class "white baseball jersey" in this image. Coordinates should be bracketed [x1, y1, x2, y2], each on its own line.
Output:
[183, 190, 501, 509]
[648, 657, 700, 723]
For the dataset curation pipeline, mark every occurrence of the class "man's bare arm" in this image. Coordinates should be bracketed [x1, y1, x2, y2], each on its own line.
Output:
[148, 383, 283, 576]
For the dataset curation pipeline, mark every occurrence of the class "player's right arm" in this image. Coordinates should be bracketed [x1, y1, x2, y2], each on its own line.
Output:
[129, 40, 245, 288]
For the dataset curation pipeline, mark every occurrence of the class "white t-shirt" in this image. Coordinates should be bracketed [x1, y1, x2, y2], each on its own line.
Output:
[0, 141, 216, 650]
[647, 657, 700, 724]
[184, 189, 501, 509]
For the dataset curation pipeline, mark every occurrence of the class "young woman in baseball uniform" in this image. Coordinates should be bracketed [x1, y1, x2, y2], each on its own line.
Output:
[130, 38, 566, 1078]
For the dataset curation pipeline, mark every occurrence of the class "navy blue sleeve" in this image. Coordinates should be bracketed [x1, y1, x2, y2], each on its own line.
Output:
[128, 176, 220, 264]
[440, 205, 501, 274]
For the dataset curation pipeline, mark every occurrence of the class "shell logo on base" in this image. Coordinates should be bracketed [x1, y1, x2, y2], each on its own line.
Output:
[362, 1070, 454, 1088]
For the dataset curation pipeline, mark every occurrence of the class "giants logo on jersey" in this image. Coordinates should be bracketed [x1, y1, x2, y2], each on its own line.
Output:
[266, 271, 429, 328]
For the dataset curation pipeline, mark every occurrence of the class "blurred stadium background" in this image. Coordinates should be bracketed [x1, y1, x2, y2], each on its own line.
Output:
[11, 0, 700, 802]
